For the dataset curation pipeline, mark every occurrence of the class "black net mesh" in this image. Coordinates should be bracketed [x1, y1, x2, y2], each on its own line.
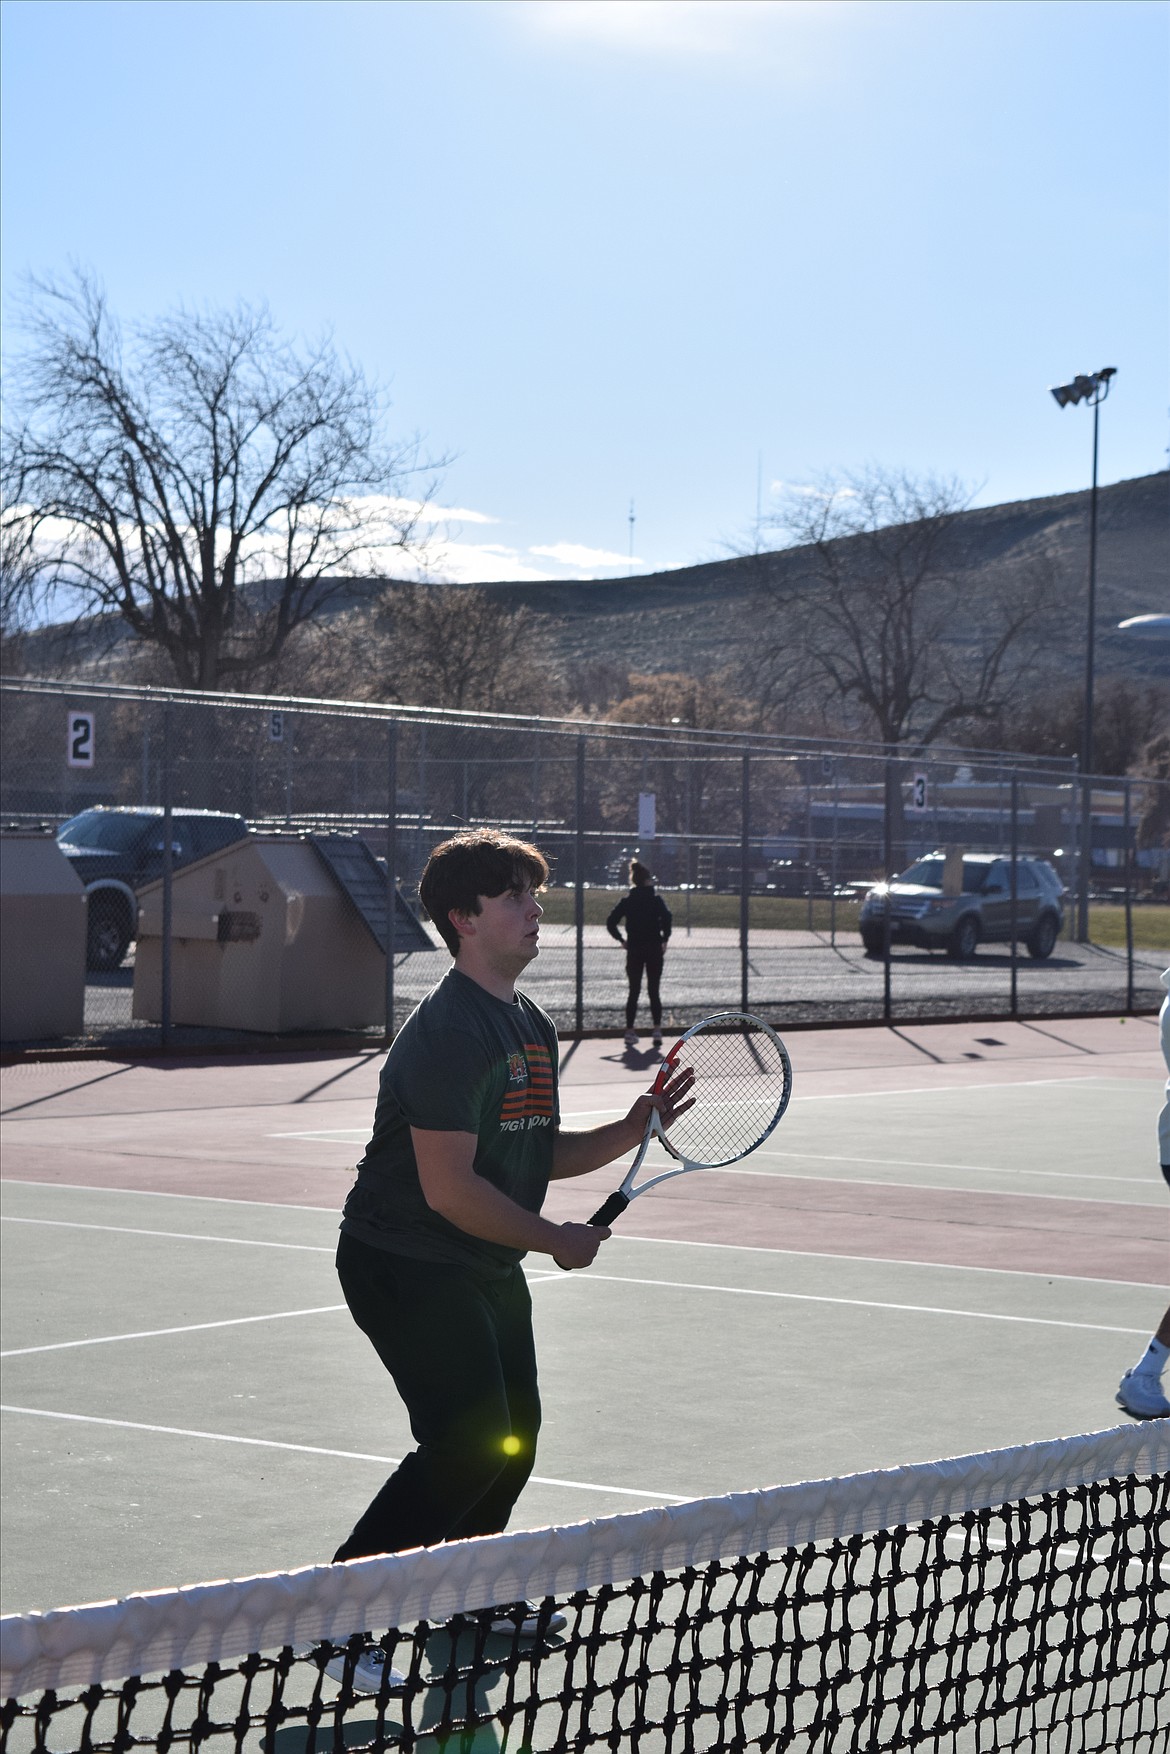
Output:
[3, 1467, 1166, 1754]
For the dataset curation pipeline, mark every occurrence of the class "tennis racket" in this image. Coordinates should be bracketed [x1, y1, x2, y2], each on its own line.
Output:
[589, 1011, 793, 1228]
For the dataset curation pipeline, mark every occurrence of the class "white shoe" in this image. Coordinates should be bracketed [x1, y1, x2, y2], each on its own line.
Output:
[1116, 1369, 1170, 1419]
[481, 1600, 568, 1637]
[652, 1031, 663, 1048]
[624, 1030, 638, 1046]
[325, 1644, 405, 1693]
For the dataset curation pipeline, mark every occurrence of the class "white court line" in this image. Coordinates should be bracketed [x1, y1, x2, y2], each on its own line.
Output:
[2, 1191, 1165, 1288]
[271, 1120, 1151, 1186]
[749, 1151, 1157, 1188]
[606, 1232, 1170, 1290]
[638, 1162, 1165, 1206]
[267, 1075, 1125, 1144]
[0, 1305, 346, 1358]
[0, 1406, 687, 1503]
[267, 1132, 1164, 1203]
[527, 1273, 1152, 1335]
[0, 1215, 1154, 1339]
[0, 1215, 333, 1251]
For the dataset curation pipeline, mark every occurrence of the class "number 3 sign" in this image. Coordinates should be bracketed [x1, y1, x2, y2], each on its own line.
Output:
[67, 711, 95, 769]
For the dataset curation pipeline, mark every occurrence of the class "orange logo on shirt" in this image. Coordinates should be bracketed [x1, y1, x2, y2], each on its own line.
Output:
[499, 1043, 555, 1130]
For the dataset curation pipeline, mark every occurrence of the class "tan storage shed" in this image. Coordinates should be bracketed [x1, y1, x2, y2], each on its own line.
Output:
[132, 835, 393, 1033]
[0, 830, 87, 1042]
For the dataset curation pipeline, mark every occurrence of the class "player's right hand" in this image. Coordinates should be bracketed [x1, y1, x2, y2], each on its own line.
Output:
[553, 1221, 610, 1270]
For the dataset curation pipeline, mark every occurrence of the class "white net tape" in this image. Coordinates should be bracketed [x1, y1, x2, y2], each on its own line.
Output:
[3, 1420, 1167, 1701]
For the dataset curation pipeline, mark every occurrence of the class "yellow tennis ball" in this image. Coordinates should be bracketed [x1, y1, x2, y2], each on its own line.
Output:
[502, 1435, 522, 1457]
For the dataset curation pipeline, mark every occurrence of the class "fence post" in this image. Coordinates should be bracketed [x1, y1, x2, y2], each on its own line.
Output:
[1009, 774, 1019, 1020]
[830, 764, 839, 948]
[1124, 779, 1134, 1014]
[740, 750, 750, 1013]
[882, 756, 894, 1024]
[805, 783, 814, 931]
[575, 735, 585, 1036]
[1076, 772, 1092, 942]
[385, 719, 398, 1044]
[161, 702, 173, 1048]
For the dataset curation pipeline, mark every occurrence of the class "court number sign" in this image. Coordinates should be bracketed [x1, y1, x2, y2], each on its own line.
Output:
[910, 771, 928, 813]
[67, 710, 95, 769]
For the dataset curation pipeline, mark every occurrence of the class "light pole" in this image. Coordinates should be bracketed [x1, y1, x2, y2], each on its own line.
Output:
[1049, 366, 1116, 941]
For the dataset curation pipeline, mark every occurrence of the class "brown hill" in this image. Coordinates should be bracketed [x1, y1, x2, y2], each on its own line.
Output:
[8, 472, 1167, 698]
[471, 470, 1169, 685]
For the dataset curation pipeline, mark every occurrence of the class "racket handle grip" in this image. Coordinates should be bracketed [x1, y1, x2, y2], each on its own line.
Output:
[588, 1190, 630, 1228]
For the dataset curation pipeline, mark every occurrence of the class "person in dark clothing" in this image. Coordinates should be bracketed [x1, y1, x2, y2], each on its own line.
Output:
[327, 829, 694, 1694]
[606, 859, 673, 1047]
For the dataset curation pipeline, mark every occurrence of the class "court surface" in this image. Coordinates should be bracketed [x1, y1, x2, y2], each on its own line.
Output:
[2, 1012, 1167, 1618]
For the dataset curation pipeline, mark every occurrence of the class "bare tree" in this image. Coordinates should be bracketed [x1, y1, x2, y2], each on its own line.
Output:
[1135, 731, 1170, 864]
[278, 582, 566, 717]
[1, 271, 435, 689]
[964, 676, 1170, 776]
[383, 585, 555, 713]
[745, 469, 1066, 751]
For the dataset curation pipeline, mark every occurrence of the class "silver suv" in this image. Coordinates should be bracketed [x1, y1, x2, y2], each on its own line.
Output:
[860, 852, 1064, 961]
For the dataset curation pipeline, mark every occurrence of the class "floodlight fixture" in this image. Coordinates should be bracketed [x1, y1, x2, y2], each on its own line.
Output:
[1048, 365, 1118, 940]
[1049, 367, 1117, 409]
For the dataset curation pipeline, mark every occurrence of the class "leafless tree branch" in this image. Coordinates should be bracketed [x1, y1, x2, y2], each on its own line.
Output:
[742, 467, 1067, 752]
[1, 270, 440, 688]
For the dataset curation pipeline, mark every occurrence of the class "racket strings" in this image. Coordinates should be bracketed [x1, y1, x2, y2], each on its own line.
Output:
[664, 1025, 791, 1166]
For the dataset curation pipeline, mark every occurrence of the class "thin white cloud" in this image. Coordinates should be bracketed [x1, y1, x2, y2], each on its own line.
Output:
[529, 541, 641, 571]
[771, 480, 857, 502]
[360, 495, 499, 527]
[11, 493, 663, 588]
[420, 539, 556, 585]
[421, 502, 500, 527]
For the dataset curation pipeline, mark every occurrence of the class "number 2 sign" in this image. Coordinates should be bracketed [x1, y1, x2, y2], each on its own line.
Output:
[67, 711, 95, 769]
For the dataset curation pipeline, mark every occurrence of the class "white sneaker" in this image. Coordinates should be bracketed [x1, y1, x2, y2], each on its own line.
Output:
[481, 1600, 568, 1637]
[653, 1031, 663, 1048]
[624, 1030, 638, 1046]
[1116, 1370, 1170, 1419]
[325, 1644, 405, 1693]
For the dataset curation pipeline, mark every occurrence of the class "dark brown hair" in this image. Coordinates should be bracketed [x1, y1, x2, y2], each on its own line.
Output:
[629, 860, 653, 886]
[419, 828, 550, 956]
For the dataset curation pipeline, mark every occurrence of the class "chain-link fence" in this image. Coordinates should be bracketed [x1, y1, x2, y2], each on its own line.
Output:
[2, 676, 1166, 1051]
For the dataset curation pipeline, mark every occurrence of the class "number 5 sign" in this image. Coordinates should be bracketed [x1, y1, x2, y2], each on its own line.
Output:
[67, 710, 95, 769]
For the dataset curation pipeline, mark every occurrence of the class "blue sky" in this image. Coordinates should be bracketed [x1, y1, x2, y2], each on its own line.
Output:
[2, 0, 1166, 582]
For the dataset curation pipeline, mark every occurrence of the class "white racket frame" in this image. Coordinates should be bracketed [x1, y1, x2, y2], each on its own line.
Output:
[591, 1010, 793, 1222]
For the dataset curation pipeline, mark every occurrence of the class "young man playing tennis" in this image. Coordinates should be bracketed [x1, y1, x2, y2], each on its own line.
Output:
[328, 829, 693, 1692]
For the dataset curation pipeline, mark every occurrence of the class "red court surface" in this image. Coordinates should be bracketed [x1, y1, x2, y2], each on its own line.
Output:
[2, 1014, 1164, 1280]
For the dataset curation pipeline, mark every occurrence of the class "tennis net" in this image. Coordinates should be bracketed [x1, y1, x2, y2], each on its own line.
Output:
[2, 1423, 1167, 1754]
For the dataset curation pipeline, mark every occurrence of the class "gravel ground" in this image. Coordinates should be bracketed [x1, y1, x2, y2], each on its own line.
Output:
[4, 926, 1161, 1055]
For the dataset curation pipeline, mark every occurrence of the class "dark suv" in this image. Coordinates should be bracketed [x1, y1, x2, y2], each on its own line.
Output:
[859, 852, 1065, 961]
[57, 807, 249, 970]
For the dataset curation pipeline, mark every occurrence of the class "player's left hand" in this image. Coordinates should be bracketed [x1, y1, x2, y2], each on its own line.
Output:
[625, 1064, 695, 1139]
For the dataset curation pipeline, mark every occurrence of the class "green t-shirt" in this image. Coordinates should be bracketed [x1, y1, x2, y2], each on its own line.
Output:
[340, 966, 561, 1275]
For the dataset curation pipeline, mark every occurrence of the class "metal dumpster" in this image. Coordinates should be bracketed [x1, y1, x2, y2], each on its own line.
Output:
[0, 829, 87, 1042]
[132, 833, 424, 1033]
